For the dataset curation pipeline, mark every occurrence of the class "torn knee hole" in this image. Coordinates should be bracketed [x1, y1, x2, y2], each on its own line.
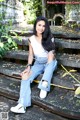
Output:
[42, 80, 48, 88]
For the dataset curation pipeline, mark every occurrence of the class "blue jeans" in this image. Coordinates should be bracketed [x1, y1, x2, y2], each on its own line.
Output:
[18, 57, 57, 108]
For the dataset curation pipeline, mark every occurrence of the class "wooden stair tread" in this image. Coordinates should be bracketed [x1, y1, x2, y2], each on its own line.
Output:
[3, 50, 80, 68]
[57, 53, 80, 68]
[3, 50, 28, 60]
[12, 36, 80, 49]
[9, 26, 80, 39]
[0, 74, 80, 119]
[12, 36, 29, 45]
[0, 60, 25, 76]
[55, 38, 80, 49]
[0, 60, 78, 89]
[0, 96, 69, 120]
[9, 29, 33, 36]
[50, 26, 80, 39]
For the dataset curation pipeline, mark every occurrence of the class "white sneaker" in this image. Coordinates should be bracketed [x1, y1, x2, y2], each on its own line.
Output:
[10, 104, 25, 113]
[39, 81, 48, 99]
[40, 89, 47, 99]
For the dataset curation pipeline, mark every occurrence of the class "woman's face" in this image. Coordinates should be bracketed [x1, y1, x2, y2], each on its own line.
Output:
[36, 20, 45, 35]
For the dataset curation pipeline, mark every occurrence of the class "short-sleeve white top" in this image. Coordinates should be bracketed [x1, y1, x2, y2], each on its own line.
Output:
[29, 35, 48, 58]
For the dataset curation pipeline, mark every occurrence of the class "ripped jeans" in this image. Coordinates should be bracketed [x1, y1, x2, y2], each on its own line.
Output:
[18, 57, 57, 108]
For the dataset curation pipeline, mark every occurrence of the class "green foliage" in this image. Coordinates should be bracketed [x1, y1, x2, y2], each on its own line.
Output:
[22, 0, 42, 24]
[0, 0, 4, 2]
[0, 15, 18, 58]
[0, 0, 42, 58]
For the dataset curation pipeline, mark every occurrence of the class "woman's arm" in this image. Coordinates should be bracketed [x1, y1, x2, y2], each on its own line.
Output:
[20, 39, 34, 76]
[27, 40, 34, 65]
[47, 50, 56, 63]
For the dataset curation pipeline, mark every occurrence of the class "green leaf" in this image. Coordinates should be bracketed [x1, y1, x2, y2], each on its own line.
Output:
[0, 42, 4, 48]
[8, 38, 13, 44]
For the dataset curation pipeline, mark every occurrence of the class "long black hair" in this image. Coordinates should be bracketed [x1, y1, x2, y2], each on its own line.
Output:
[33, 16, 55, 52]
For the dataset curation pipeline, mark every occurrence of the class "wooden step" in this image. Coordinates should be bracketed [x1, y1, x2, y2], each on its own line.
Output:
[12, 36, 80, 49]
[0, 96, 68, 120]
[55, 38, 80, 49]
[9, 29, 33, 36]
[0, 60, 25, 76]
[9, 26, 80, 39]
[50, 26, 80, 39]
[57, 53, 80, 68]
[3, 50, 80, 68]
[0, 74, 80, 119]
[0, 60, 78, 90]
[12, 36, 29, 46]
[3, 50, 28, 60]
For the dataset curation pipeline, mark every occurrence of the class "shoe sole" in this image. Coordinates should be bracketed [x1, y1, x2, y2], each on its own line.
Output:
[10, 108, 25, 113]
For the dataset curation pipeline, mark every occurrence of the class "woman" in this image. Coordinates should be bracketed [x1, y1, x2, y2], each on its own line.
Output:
[10, 16, 57, 113]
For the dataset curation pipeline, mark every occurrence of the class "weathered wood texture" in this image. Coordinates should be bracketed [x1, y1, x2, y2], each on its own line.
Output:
[57, 53, 80, 68]
[3, 50, 80, 68]
[0, 96, 68, 120]
[9, 30, 33, 36]
[3, 50, 28, 60]
[9, 26, 80, 39]
[12, 36, 29, 45]
[55, 38, 80, 49]
[12, 36, 80, 49]
[0, 74, 80, 119]
[50, 26, 80, 39]
[0, 60, 77, 89]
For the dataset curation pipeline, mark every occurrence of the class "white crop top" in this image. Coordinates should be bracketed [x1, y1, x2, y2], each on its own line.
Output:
[29, 35, 48, 58]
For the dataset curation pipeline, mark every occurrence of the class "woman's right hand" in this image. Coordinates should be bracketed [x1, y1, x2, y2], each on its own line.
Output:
[20, 66, 31, 77]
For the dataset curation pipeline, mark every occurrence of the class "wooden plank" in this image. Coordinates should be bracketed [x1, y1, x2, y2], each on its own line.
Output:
[0, 96, 68, 120]
[12, 36, 29, 46]
[12, 36, 80, 49]
[55, 38, 80, 49]
[9, 26, 80, 39]
[0, 75, 80, 119]
[50, 26, 80, 39]
[9, 30, 33, 36]
[3, 50, 28, 60]
[3, 50, 80, 68]
[57, 53, 80, 68]
[0, 60, 26, 76]
[0, 60, 78, 89]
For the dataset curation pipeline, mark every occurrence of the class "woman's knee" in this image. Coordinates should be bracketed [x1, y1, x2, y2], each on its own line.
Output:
[21, 71, 32, 80]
